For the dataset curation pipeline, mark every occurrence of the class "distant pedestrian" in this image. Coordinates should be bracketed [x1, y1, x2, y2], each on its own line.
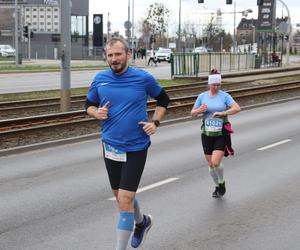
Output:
[191, 69, 241, 198]
[85, 37, 169, 249]
[147, 48, 157, 66]
[141, 47, 146, 60]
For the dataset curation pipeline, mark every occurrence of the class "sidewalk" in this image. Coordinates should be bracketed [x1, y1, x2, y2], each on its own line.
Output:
[20, 58, 150, 68]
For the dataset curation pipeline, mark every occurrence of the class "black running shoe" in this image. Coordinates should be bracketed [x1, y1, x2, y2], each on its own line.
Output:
[212, 186, 220, 198]
[131, 214, 153, 248]
[218, 181, 226, 196]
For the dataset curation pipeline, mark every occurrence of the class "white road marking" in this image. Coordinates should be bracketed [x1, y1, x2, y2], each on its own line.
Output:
[257, 139, 292, 151]
[108, 177, 179, 201]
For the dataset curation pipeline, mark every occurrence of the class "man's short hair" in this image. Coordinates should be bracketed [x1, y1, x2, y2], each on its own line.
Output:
[106, 37, 129, 53]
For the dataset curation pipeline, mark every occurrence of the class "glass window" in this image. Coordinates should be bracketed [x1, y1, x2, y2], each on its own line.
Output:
[71, 16, 87, 36]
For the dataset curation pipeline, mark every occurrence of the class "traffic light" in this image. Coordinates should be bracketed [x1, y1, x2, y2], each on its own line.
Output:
[150, 34, 156, 43]
[198, 0, 204, 3]
[257, 0, 263, 5]
[30, 31, 34, 38]
[23, 25, 28, 38]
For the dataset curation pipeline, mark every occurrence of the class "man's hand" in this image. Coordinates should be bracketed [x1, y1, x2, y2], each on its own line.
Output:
[97, 101, 110, 120]
[139, 121, 157, 135]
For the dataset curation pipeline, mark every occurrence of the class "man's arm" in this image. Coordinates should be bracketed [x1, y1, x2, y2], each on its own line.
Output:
[140, 89, 169, 135]
[152, 88, 169, 126]
[85, 98, 109, 120]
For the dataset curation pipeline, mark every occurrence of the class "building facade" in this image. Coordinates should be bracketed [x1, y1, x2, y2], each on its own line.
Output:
[0, 0, 89, 59]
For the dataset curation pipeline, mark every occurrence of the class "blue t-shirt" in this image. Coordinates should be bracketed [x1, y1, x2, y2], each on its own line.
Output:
[194, 90, 235, 119]
[86, 66, 162, 152]
[194, 90, 235, 136]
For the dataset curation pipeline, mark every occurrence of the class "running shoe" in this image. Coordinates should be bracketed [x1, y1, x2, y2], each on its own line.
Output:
[212, 186, 220, 198]
[131, 214, 153, 248]
[218, 181, 226, 196]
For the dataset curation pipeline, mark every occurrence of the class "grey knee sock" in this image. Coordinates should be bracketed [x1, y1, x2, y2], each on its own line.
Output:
[116, 230, 132, 250]
[208, 166, 219, 186]
[134, 198, 144, 224]
[215, 162, 224, 183]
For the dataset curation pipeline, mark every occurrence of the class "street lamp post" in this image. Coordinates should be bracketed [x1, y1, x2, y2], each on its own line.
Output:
[278, 0, 291, 65]
[131, 0, 135, 63]
[14, 0, 19, 66]
[107, 12, 110, 41]
[178, 0, 182, 52]
[233, 1, 236, 53]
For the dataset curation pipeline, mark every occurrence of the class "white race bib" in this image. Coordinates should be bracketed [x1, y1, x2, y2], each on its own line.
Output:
[103, 143, 127, 162]
[204, 118, 223, 132]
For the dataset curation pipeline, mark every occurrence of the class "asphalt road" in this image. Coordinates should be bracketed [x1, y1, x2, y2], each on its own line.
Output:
[0, 100, 300, 250]
[0, 64, 171, 94]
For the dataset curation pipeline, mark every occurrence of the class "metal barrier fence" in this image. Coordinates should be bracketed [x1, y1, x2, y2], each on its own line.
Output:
[171, 52, 257, 78]
[19, 44, 105, 60]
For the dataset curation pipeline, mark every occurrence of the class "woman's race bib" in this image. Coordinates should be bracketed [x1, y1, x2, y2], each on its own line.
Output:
[103, 143, 127, 162]
[204, 118, 223, 132]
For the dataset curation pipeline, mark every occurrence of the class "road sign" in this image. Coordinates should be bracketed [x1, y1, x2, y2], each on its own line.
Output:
[124, 21, 132, 29]
[125, 29, 131, 38]
[278, 22, 289, 34]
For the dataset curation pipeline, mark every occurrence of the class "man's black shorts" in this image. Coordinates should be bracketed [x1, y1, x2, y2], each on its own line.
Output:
[103, 148, 148, 192]
[201, 134, 226, 155]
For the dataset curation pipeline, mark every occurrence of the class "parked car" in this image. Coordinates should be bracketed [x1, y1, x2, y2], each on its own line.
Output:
[193, 46, 208, 53]
[154, 48, 173, 63]
[0, 44, 16, 57]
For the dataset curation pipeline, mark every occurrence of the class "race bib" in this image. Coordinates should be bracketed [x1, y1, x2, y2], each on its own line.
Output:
[103, 143, 127, 162]
[204, 118, 223, 132]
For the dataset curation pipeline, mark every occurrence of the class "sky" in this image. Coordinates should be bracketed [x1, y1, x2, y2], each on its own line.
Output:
[89, 0, 300, 37]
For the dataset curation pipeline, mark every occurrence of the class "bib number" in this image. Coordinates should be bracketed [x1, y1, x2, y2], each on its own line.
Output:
[204, 118, 223, 132]
[103, 143, 127, 162]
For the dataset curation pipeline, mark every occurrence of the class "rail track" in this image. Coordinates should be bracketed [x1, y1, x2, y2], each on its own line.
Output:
[0, 74, 296, 119]
[1, 80, 300, 150]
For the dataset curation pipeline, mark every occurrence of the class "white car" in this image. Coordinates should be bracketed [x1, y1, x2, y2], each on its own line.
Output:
[154, 48, 173, 63]
[0, 44, 16, 57]
[193, 46, 208, 53]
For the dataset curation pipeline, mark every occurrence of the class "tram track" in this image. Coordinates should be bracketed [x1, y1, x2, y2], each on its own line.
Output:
[1, 81, 300, 150]
[0, 74, 299, 119]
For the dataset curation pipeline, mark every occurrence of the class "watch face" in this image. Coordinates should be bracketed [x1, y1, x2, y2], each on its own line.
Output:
[94, 16, 101, 24]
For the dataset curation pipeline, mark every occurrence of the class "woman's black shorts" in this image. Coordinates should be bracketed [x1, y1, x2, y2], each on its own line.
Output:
[201, 134, 226, 155]
[103, 148, 148, 192]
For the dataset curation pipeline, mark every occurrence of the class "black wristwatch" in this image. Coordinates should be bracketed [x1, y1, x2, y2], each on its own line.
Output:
[152, 120, 160, 127]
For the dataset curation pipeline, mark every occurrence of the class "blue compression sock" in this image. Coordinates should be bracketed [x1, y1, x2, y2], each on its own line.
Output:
[116, 211, 134, 250]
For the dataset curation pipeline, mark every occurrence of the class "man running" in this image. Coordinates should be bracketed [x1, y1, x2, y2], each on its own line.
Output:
[85, 37, 169, 249]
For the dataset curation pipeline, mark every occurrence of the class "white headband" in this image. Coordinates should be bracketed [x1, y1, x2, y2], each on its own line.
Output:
[208, 74, 222, 84]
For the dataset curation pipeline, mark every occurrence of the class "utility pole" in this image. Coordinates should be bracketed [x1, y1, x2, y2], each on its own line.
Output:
[107, 12, 110, 41]
[278, 0, 291, 65]
[233, 1, 236, 53]
[131, 0, 135, 63]
[14, 0, 19, 66]
[127, 0, 130, 43]
[60, 0, 71, 112]
[178, 0, 181, 52]
[28, 25, 31, 60]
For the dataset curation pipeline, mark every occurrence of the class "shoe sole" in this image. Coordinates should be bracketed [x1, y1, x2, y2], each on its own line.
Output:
[137, 215, 153, 248]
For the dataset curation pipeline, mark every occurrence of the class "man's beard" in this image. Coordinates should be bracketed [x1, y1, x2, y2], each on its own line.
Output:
[109, 61, 127, 74]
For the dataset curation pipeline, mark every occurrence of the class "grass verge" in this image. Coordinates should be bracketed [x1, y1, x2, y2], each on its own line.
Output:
[0, 79, 198, 102]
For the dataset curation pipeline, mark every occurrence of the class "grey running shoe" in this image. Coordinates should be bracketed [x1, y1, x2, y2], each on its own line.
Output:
[218, 181, 226, 196]
[131, 214, 153, 248]
[212, 186, 220, 198]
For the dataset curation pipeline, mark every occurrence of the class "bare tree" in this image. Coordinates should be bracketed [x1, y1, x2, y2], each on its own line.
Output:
[145, 2, 170, 47]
